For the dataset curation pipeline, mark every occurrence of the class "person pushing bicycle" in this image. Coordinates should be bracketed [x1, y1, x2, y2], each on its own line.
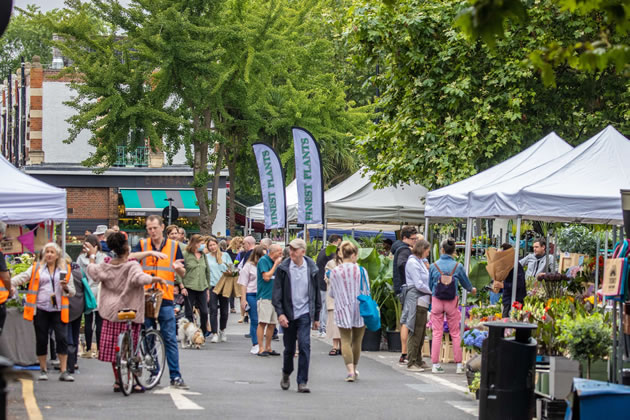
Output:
[84, 232, 165, 393]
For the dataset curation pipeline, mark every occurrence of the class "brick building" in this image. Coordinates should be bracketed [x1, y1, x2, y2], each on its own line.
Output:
[0, 56, 227, 237]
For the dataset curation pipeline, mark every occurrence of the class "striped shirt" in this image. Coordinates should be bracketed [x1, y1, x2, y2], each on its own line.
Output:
[329, 262, 368, 329]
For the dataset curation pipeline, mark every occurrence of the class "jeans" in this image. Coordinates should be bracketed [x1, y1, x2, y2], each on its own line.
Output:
[246, 293, 258, 346]
[282, 313, 311, 385]
[145, 302, 181, 380]
[318, 291, 327, 333]
[407, 306, 428, 368]
[83, 310, 102, 352]
[66, 317, 81, 373]
[430, 297, 462, 364]
[209, 287, 229, 333]
[184, 289, 209, 335]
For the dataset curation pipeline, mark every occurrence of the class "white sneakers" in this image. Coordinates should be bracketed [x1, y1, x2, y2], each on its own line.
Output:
[210, 333, 219, 343]
[250, 344, 259, 355]
[456, 363, 465, 374]
[220, 330, 227, 342]
[432, 364, 445, 374]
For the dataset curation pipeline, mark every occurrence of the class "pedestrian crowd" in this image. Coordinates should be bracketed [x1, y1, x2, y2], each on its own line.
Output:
[0, 218, 483, 395]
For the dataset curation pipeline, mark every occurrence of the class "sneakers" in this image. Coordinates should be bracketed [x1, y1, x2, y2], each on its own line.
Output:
[280, 374, 290, 390]
[432, 365, 445, 374]
[398, 354, 408, 364]
[456, 363, 465, 374]
[219, 330, 227, 342]
[272, 334, 279, 341]
[419, 360, 430, 369]
[250, 344, 259, 355]
[59, 371, 75, 382]
[297, 383, 310, 393]
[210, 333, 219, 343]
[80, 351, 92, 359]
[344, 374, 355, 382]
[170, 377, 189, 390]
[39, 370, 48, 381]
[407, 364, 425, 372]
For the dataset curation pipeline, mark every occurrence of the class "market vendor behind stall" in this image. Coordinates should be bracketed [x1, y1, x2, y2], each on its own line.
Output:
[520, 239, 555, 278]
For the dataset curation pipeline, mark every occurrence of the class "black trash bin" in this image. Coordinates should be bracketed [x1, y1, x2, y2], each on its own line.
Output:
[479, 321, 537, 420]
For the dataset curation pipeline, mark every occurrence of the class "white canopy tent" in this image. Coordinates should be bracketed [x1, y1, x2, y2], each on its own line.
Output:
[425, 132, 572, 219]
[0, 154, 67, 224]
[247, 169, 427, 226]
[517, 125, 630, 224]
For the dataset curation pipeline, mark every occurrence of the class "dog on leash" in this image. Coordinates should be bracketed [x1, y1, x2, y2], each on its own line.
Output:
[177, 318, 205, 349]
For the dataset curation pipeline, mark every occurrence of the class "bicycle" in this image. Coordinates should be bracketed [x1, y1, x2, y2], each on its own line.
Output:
[115, 309, 166, 396]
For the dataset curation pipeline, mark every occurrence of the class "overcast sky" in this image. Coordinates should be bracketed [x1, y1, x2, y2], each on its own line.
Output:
[14, 0, 131, 13]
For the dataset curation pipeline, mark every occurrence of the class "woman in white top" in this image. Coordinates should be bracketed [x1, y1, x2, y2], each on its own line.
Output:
[329, 241, 369, 382]
[76, 234, 106, 358]
[403, 239, 432, 372]
[238, 245, 265, 354]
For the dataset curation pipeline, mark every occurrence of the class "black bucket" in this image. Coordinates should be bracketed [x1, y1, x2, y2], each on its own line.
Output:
[361, 328, 382, 351]
[386, 330, 402, 352]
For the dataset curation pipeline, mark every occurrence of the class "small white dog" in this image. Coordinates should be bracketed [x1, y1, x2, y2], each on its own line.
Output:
[177, 318, 205, 349]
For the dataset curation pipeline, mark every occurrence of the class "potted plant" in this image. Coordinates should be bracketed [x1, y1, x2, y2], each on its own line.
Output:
[558, 311, 612, 379]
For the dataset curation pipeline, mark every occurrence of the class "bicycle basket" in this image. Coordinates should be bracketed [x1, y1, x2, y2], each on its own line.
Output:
[144, 287, 163, 319]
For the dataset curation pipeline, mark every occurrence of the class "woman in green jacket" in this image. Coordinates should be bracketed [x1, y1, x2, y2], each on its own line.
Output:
[180, 234, 211, 337]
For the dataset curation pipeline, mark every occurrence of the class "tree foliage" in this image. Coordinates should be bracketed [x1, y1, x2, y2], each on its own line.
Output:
[456, 0, 630, 85]
[348, 0, 630, 189]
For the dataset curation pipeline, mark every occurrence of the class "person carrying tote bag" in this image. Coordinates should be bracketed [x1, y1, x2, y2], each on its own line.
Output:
[329, 241, 374, 382]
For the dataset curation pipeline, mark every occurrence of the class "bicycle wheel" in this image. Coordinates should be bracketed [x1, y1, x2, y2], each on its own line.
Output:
[135, 329, 166, 390]
[116, 332, 134, 396]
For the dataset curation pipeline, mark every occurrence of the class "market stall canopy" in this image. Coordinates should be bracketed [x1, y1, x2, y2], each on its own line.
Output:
[469, 125, 629, 224]
[248, 169, 427, 224]
[517, 125, 630, 224]
[0, 154, 67, 224]
[425, 132, 572, 218]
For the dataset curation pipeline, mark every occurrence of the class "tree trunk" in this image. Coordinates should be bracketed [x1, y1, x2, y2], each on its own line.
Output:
[206, 111, 224, 233]
[192, 113, 212, 235]
[227, 144, 238, 236]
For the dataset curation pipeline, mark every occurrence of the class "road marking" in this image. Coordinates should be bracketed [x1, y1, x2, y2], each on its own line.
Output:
[412, 372, 469, 394]
[406, 383, 447, 393]
[153, 387, 204, 410]
[446, 400, 478, 417]
[19, 378, 43, 420]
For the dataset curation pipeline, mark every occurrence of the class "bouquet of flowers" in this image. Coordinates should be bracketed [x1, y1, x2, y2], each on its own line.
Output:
[226, 259, 240, 277]
[462, 329, 488, 353]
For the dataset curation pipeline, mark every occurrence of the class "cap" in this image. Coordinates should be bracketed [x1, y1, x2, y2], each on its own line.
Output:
[94, 225, 108, 235]
[289, 238, 306, 250]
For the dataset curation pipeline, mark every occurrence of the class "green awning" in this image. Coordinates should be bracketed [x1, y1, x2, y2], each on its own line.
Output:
[120, 189, 201, 216]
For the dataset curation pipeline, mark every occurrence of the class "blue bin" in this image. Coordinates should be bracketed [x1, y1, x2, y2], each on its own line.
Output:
[565, 378, 630, 420]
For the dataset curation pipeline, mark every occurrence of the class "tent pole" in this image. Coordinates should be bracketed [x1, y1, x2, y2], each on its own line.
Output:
[460, 217, 473, 335]
[61, 222, 66, 259]
[543, 231, 550, 273]
[594, 235, 600, 301]
[510, 216, 522, 318]
[303, 223, 307, 242]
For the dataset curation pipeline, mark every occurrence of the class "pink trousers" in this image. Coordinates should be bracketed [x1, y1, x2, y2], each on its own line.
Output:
[430, 296, 462, 364]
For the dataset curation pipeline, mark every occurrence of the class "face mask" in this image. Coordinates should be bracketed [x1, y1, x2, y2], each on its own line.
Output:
[199, 244, 206, 252]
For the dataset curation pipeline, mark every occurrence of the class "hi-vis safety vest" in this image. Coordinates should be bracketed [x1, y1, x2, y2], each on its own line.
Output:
[140, 238, 178, 301]
[23, 262, 72, 323]
[0, 278, 8, 305]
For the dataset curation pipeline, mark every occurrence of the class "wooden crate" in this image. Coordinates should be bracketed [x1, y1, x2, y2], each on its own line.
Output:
[558, 252, 587, 273]
[422, 337, 431, 358]
[440, 333, 454, 363]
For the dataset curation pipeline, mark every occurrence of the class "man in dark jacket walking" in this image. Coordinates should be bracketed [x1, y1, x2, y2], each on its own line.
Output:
[273, 238, 321, 393]
[315, 234, 341, 337]
[391, 226, 419, 364]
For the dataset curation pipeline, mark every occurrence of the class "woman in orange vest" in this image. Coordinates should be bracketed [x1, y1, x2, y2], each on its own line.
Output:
[11, 242, 76, 382]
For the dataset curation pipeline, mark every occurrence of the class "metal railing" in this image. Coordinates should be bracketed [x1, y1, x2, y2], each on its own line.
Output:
[114, 146, 148, 167]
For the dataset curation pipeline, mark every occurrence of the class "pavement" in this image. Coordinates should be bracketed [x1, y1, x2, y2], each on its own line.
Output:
[7, 303, 478, 420]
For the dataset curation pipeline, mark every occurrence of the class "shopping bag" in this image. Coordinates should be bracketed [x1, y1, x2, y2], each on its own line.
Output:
[357, 267, 381, 331]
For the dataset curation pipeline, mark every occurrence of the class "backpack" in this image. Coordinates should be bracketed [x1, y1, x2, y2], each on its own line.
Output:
[434, 263, 458, 301]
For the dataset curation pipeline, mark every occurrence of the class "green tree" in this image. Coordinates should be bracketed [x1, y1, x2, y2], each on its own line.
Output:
[456, 0, 630, 85]
[0, 6, 57, 76]
[348, 0, 630, 189]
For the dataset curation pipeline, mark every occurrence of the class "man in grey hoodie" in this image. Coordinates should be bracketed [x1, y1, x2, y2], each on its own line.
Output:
[272, 238, 321, 393]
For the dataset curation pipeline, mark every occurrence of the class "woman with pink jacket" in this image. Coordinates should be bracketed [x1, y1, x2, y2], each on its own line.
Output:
[83, 232, 164, 393]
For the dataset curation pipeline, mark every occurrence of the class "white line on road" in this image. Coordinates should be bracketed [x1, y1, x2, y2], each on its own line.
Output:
[446, 400, 478, 417]
[153, 387, 204, 410]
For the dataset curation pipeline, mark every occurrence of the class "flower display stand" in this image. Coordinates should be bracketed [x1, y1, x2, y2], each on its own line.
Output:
[440, 333, 454, 363]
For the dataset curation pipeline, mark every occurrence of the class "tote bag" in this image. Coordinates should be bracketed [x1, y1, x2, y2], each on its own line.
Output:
[81, 271, 97, 313]
[357, 267, 381, 331]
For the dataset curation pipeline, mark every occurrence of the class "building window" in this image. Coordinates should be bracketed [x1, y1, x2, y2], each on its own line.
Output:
[114, 145, 149, 167]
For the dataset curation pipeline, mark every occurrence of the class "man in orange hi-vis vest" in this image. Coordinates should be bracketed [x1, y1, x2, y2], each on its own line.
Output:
[130, 215, 188, 389]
